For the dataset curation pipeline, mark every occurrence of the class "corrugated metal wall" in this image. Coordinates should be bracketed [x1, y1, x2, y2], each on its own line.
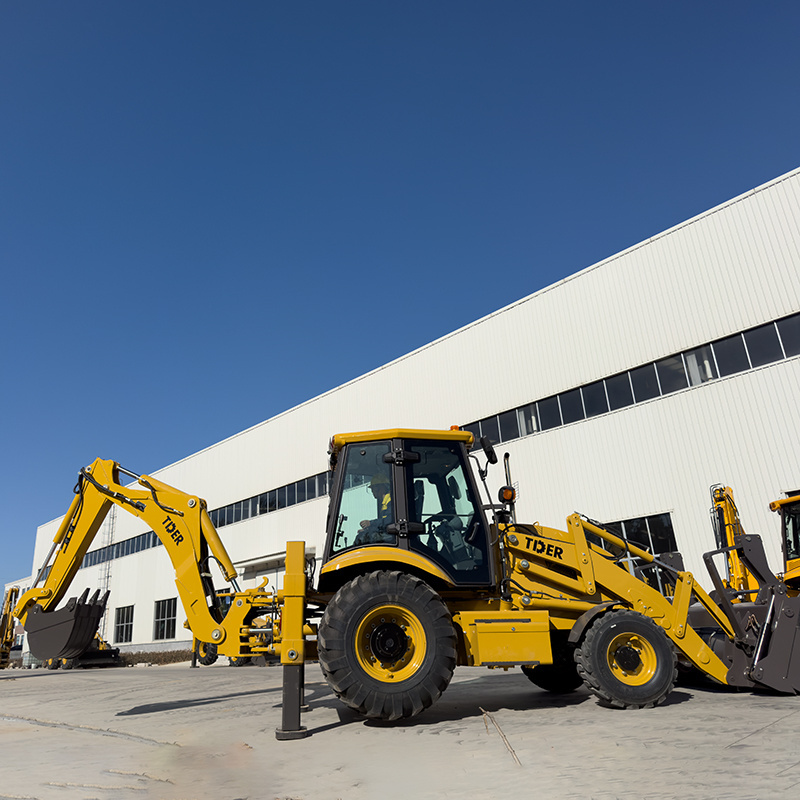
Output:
[29, 167, 800, 646]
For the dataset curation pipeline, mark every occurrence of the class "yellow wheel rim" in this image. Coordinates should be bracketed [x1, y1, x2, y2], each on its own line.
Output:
[355, 604, 426, 683]
[606, 632, 657, 686]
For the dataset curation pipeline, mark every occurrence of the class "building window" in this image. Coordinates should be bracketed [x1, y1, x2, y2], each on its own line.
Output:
[518, 403, 538, 436]
[114, 605, 134, 644]
[712, 333, 749, 376]
[630, 363, 660, 402]
[613, 513, 677, 555]
[743, 322, 783, 368]
[605, 372, 634, 411]
[538, 395, 562, 430]
[582, 380, 609, 418]
[778, 315, 800, 357]
[684, 344, 717, 386]
[559, 388, 584, 424]
[305, 476, 317, 501]
[154, 598, 177, 640]
[602, 513, 678, 595]
[479, 415, 500, 445]
[498, 409, 520, 442]
[655, 355, 688, 395]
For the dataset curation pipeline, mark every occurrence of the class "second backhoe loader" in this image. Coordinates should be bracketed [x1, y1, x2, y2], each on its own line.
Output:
[1, 586, 19, 669]
[10, 429, 800, 739]
[709, 484, 800, 597]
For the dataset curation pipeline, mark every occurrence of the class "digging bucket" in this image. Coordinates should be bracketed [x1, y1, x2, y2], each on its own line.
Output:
[25, 589, 109, 661]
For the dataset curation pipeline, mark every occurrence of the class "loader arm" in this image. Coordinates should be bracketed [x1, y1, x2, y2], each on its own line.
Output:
[13, 458, 241, 659]
[569, 516, 733, 684]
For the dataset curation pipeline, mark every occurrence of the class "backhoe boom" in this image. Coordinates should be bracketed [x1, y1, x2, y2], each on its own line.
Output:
[13, 458, 246, 660]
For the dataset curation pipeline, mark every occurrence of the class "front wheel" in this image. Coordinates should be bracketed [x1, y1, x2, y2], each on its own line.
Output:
[318, 571, 457, 721]
[575, 609, 676, 709]
[196, 641, 218, 666]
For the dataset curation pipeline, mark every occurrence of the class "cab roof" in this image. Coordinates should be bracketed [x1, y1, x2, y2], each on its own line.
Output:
[769, 494, 800, 512]
[329, 428, 473, 457]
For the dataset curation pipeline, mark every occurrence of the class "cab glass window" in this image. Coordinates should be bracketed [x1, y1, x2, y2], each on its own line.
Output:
[330, 441, 396, 554]
[406, 441, 489, 583]
[783, 502, 800, 562]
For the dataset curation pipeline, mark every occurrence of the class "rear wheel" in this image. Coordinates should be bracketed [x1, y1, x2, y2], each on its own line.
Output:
[196, 641, 218, 666]
[318, 571, 456, 721]
[575, 609, 676, 709]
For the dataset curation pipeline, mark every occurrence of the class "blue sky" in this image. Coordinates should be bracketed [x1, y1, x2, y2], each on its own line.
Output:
[2, 2, 799, 589]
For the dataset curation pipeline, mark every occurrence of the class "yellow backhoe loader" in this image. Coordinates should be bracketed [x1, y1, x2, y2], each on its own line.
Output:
[43, 634, 120, 670]
[709, 484, 800, 597]
[1, 586, 19, 669]
[8, 430, 800, 740]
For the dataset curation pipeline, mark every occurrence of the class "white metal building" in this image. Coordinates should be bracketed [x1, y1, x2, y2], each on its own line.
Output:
[26, 166, 800, 654]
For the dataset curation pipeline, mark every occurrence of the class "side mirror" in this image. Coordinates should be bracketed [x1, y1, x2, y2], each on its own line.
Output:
[480, 436, 498, 465]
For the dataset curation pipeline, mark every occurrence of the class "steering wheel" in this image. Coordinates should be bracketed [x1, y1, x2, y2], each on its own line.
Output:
[423, 512, 453, 530]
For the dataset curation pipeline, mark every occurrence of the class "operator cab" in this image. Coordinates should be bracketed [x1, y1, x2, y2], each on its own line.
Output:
[321, 429, 495, 589]
[773, 495, 800, 590]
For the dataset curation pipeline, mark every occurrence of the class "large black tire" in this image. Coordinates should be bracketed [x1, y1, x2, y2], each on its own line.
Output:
[575, 609, 676, 709]
[318, 571, 457, 721]
[196, 641, 218, 666]
[522, 633, 582, 694]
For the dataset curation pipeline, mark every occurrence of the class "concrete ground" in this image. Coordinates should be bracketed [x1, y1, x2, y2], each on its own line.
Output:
[1, 661, 799, 800]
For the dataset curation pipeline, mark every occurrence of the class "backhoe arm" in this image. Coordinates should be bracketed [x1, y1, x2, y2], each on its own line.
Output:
[14, 458, 241, 660]
[1, 586, 19, 668]
[710, 485, 759, 597]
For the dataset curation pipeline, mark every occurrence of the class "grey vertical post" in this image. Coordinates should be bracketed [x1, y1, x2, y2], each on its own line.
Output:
[276, 664, 308, 739]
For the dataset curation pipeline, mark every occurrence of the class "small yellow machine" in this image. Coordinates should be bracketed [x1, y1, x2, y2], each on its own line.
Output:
[709, 484, 800, 596]
[7, 430, 800, 739]
[1, 586, 19, 669]
[769, 493, 800, 591]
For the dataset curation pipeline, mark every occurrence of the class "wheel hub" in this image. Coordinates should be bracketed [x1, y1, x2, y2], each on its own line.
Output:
[614, 644, 642, 672]
[370, 622, 408, 663]
[354, 603, 427, 682]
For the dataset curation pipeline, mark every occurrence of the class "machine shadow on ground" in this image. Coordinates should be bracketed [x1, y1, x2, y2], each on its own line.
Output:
[116, 685, 282, 716]
[298, 668, 695, 737]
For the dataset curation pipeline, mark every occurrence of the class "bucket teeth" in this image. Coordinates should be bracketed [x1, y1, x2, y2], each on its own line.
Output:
[25, 590, 107, 662]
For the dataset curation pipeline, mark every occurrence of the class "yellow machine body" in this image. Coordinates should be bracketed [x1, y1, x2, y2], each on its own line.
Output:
[11, 431, 800, 736]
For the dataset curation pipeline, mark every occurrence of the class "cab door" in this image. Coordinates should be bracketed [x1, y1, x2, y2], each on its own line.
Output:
[402, 438, 494, 587]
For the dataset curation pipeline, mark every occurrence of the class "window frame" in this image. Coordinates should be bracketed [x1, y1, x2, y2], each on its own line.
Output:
[153, 597, 177, 641]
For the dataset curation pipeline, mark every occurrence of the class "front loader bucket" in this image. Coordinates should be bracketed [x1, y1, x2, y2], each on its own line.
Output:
[25, 589, 109, 661]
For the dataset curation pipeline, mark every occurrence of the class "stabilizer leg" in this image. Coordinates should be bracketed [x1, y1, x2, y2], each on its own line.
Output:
[275, 664, 308, 740]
